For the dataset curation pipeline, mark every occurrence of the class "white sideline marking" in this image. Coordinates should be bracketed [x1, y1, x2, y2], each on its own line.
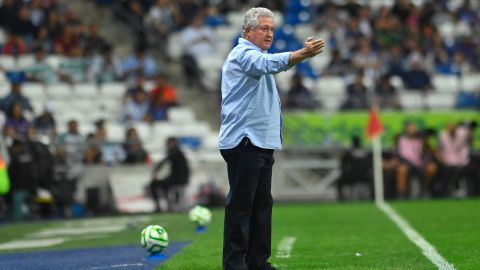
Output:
[275, 237, 296, 259]
[30, 225, 125, 237]
[0, 238, 67, 250]
[377, 202, 456, 270]
[90, 263, 146, 269]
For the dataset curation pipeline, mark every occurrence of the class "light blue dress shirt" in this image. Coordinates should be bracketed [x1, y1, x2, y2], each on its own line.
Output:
[218, 38, 291, 150]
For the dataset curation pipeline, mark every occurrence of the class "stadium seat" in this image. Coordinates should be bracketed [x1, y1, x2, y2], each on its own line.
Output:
[319, 96, 345, 111]
[432, 74, 459, 93]
[215, 26, 238, 40]
[226, 11, 245, 28]
[425, 93, 456, 109]
[167, 33, 182, 59]
[73, 83, 99, 99]
[133, 122, 152, 142]
[99, 82, 126, 99]
[390, 75, 404, 90]
[105, 122, 127, 142]
[399, 92, 426, 110]
[316, 76, 346, 96]
[45, 55, 63, 70]
[22, 82, 46, 100]
[275, 68, 296, 92]
[168, 107, 196, 123]
[460, 74, 480, 92]
[0, 56, 16, 71]
[47, 83, 73, 100]
[17, 55, 35, 70]
[293, 24, 315, 41]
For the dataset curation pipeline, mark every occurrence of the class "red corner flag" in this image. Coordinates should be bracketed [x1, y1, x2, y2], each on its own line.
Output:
[366, 106, 383, 139]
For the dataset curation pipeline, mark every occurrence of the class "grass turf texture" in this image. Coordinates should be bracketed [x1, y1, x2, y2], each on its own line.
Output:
[0, 199, 478, 269]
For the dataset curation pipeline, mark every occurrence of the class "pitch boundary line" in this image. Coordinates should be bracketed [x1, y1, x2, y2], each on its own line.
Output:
[275, 236, 297, 259]
[377, 202, 456, 270]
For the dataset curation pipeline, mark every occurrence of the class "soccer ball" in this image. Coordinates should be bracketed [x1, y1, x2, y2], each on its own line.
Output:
[141, 225, 169, 253]
[188, 205, 212, 226]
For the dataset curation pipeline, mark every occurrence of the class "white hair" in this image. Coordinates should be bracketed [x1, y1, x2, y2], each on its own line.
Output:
[241, 7, 274, 38]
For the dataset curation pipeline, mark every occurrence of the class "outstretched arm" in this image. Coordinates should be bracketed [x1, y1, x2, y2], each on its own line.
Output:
[288, 37, 325, 68]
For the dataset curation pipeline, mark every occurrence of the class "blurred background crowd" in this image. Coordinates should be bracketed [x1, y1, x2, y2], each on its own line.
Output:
[0, 0, 478, 220]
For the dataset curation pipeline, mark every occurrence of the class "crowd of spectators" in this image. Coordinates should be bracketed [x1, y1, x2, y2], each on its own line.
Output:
[338, 120, 479, 200]
[0, 0, 182, 219]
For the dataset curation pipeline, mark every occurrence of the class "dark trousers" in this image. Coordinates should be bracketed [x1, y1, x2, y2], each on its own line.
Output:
[220, 138, 275, 270]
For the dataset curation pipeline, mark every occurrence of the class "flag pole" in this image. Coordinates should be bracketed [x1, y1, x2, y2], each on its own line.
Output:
[366, 104, 384, 205]
[372, 135, 384, 204]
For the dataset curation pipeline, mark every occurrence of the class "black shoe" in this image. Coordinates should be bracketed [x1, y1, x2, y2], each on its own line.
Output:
[249, 262, 277, 270]
[264, 262, 277, 270]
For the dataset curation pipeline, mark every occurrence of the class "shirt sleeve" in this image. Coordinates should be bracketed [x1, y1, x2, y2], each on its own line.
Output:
[239, 49, 291, 76]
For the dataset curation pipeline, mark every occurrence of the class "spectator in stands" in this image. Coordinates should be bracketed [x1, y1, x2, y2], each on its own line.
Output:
[402, 60, 433, 92]
[374, 74, 401, 110]
[10, 5, 37, 39]
[123, 127, 148, 164]
[54, 26, 80, 55]
[46, 12, 64, 43]
[0, 0, 21, 31]
[124, 74, 147, 102]
[436, 122, 472, 196]
[147, 91, 169, 122]
[383, 45, 405, 77]
[5, 103, 31, 139]
[83, 23, 108, 57]
[58, 45, 88, 83]
[29, 0, 46, 28]
[341, 70, 369, 110]
[34, 104, 56, 141]
[122, 45, 158, 82]
[374, 7, 404, 49]
[149, 73, 177, 106]
[337, 134, 373, 200]
[285, 73, 317, 109]
[352, 38, 380, 80]
[150, 137, 189, 212]
[1, 82, 33, 115]
[123, 89, 150, 123]
[144, 0, 180, 60]
[32, 27, 55, 53]
[84, 133, 103, 165]
[25, 47, 59, 84]
[395, 121, 437, 197]
[1, 32, 27, 55]
[51, 144, 77, 218]
[26, 126, 54, 198]
[88, 44, 123, 84]
[6, 137, 37, 220]
[58, 119, 85, 165]
[325, 49, 351, 76]
[180, 13, 217, 91]
[176, 0, 200, 28]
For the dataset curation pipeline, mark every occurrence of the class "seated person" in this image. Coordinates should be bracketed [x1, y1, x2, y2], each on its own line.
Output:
[395, 121, 437, 197]
[150, 137, 189, 212]
[374, 74, 401, 110]
[402, 60, 433, 92]
[285, 73, 317, 109]
[341, 70, 369, 110]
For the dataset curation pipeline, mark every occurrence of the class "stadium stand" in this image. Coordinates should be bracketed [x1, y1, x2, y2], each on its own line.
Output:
[0, 0, 479, 220]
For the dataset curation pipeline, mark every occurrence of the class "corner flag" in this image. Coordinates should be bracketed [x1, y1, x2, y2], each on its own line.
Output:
[366, 106, 384, 204]
[366, 106, 383, 138]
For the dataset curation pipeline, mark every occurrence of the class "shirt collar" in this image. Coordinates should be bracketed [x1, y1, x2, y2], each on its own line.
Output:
[238, 38, 268, 53]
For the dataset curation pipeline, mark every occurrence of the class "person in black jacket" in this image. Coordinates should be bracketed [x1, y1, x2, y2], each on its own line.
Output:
[149, 137, 189, 212]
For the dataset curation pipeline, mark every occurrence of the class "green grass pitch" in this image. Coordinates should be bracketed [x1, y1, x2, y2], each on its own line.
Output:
[0, 199, 478, 269]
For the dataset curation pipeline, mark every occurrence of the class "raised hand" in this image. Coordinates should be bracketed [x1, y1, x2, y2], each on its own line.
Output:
[302, 37, 325, 58]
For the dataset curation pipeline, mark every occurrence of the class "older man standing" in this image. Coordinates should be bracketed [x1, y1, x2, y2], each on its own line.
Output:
[219, 7, 325, 270]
